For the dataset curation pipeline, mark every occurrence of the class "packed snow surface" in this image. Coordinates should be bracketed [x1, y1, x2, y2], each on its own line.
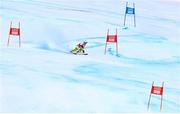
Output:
[0, 0, 180, 113]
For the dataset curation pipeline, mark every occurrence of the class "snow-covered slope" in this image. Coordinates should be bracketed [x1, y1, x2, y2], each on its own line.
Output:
[0, 0, 180, 113]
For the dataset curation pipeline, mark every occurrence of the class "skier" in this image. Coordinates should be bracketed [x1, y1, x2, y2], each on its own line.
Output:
[70, 41, 88, 55]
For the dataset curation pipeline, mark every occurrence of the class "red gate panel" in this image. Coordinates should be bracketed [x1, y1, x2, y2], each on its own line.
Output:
[10, 28, 20, 36]
[107, 35, 117, 43]
[151, 86, 163, 95]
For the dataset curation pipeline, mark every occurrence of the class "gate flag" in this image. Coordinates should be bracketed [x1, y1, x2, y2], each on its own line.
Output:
[7, 22, 21, 47]
[104, 29, 118, 55]
[124, 2, 136, 27]
[147, 81, 164, 111]
[126, 7, 135, 14]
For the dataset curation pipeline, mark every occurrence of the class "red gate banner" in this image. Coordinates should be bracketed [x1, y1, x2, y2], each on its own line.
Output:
[10, 28, 20, 36]
[107, 35, 117, 43]
[151, 86, 163, 95]
[104, 29, 118, 55]
[147, 81, 164, 111]
[7, 22, 21, 47]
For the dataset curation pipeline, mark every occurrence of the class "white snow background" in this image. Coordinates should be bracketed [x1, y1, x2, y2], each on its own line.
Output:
[0, 0, 180, 113]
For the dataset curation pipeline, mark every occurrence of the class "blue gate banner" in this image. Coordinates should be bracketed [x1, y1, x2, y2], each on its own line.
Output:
[126, 7, 135, 14]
